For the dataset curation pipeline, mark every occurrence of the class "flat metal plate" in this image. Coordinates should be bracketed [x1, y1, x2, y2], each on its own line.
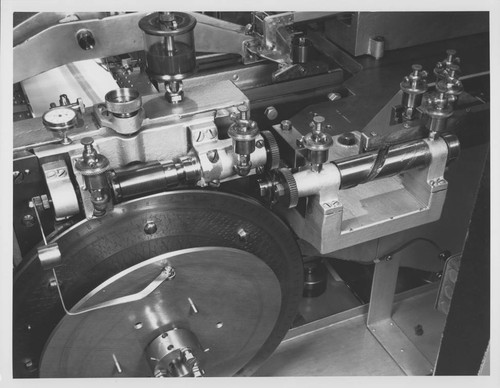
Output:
[255, 284, 443, 376]
[40, 247, 281, 377]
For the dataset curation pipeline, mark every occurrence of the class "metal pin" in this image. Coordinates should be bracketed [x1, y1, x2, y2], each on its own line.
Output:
[188, 297, 199, 314]
[112, 353, 122, 373]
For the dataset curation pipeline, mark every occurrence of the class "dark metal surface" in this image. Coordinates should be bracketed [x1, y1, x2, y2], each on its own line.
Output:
[40, 247, 281, 377]
[325, 12, 488, 57]
[434, 151, 489, 375]
[13, 190, 303, 377]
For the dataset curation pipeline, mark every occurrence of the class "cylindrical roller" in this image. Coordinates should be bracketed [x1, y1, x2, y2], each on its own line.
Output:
[335, 139, 432, 189]
[110, 158, 201, 202]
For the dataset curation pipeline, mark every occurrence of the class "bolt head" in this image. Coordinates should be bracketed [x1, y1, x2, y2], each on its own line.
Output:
[144, 221, 158, 235]
[327, 92, 341, 101]
[280, 120, 292, 131]
[237, 228, 248, 242]
[264, 106, 278, 120]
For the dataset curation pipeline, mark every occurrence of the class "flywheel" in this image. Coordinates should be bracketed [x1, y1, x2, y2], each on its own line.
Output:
[13, 190, 303, 377]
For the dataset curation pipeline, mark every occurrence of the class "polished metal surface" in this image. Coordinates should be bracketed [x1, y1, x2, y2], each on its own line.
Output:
[255, 284, 445, 376]
[104, 88, 142, 116]
[13, 190, 303, 377]
[367, 257, 433, 375]
[335, 138, 431, 189]
[40, 159, 80, 220]
[40, 247, 281, 377]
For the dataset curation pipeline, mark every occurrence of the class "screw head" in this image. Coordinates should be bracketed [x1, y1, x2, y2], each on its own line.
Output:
[144, 221, 158, 235]
[280, 120, 292, 131]
[264, 106, 278, 120]
[327, 92, 341, 101]
[22, 214, 35, 227]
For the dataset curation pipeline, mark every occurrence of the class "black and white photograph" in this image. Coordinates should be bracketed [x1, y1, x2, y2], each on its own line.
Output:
[1, 1, 498, 386]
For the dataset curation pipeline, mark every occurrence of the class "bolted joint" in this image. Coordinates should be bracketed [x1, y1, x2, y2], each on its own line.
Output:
[163, 265, 176, 280]
[76, 29, 95, 51]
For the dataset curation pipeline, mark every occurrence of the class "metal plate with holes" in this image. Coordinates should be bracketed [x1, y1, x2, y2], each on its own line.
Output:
[13, 190, 303, 377]
[435, 254, 461, 315]
[40, 247, 281, 377]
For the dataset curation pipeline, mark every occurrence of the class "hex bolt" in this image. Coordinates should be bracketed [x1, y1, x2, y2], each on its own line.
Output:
[22, 214, 35, 227]
[76, 29, 96, 51]
[264, 106, 278, 120]
[48, 278, 60, 289]
[327, 92, 341, 101]
[280, 120, 292, 131]
[237, 228, 248, 242]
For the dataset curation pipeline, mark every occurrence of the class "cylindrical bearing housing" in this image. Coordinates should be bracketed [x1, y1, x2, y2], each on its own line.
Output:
[105, 88, 142, 118]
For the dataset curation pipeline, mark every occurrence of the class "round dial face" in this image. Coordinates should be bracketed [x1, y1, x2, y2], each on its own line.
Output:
[42, 107, 77, 130]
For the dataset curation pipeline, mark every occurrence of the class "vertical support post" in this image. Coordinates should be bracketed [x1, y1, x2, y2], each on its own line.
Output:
[366, 255, 433, 375]
[367, 256, 400, 325]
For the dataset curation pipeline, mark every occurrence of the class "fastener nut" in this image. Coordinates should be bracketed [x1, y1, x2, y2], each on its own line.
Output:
[264, 106, 278, 120]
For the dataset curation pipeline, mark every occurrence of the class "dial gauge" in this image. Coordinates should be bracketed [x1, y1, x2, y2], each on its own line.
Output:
[42, 106, 77, 131]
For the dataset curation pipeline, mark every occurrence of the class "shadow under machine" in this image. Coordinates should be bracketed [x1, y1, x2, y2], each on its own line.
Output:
[12, 11, 490, 377]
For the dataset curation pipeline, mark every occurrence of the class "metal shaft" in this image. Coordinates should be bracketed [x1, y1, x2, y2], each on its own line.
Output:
[335, 135, 458, 189]
[110, 157, 201, 202]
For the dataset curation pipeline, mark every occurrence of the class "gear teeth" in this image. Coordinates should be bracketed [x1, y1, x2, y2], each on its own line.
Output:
[278, 168, 299, 208]
[260, 131, 281, 170]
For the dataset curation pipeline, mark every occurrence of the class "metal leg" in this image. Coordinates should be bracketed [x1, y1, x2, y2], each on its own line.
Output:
[367, 256, 434, 375]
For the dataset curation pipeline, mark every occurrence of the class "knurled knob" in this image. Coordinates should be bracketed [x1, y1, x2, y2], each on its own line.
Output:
[278, 168, 299, 209]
